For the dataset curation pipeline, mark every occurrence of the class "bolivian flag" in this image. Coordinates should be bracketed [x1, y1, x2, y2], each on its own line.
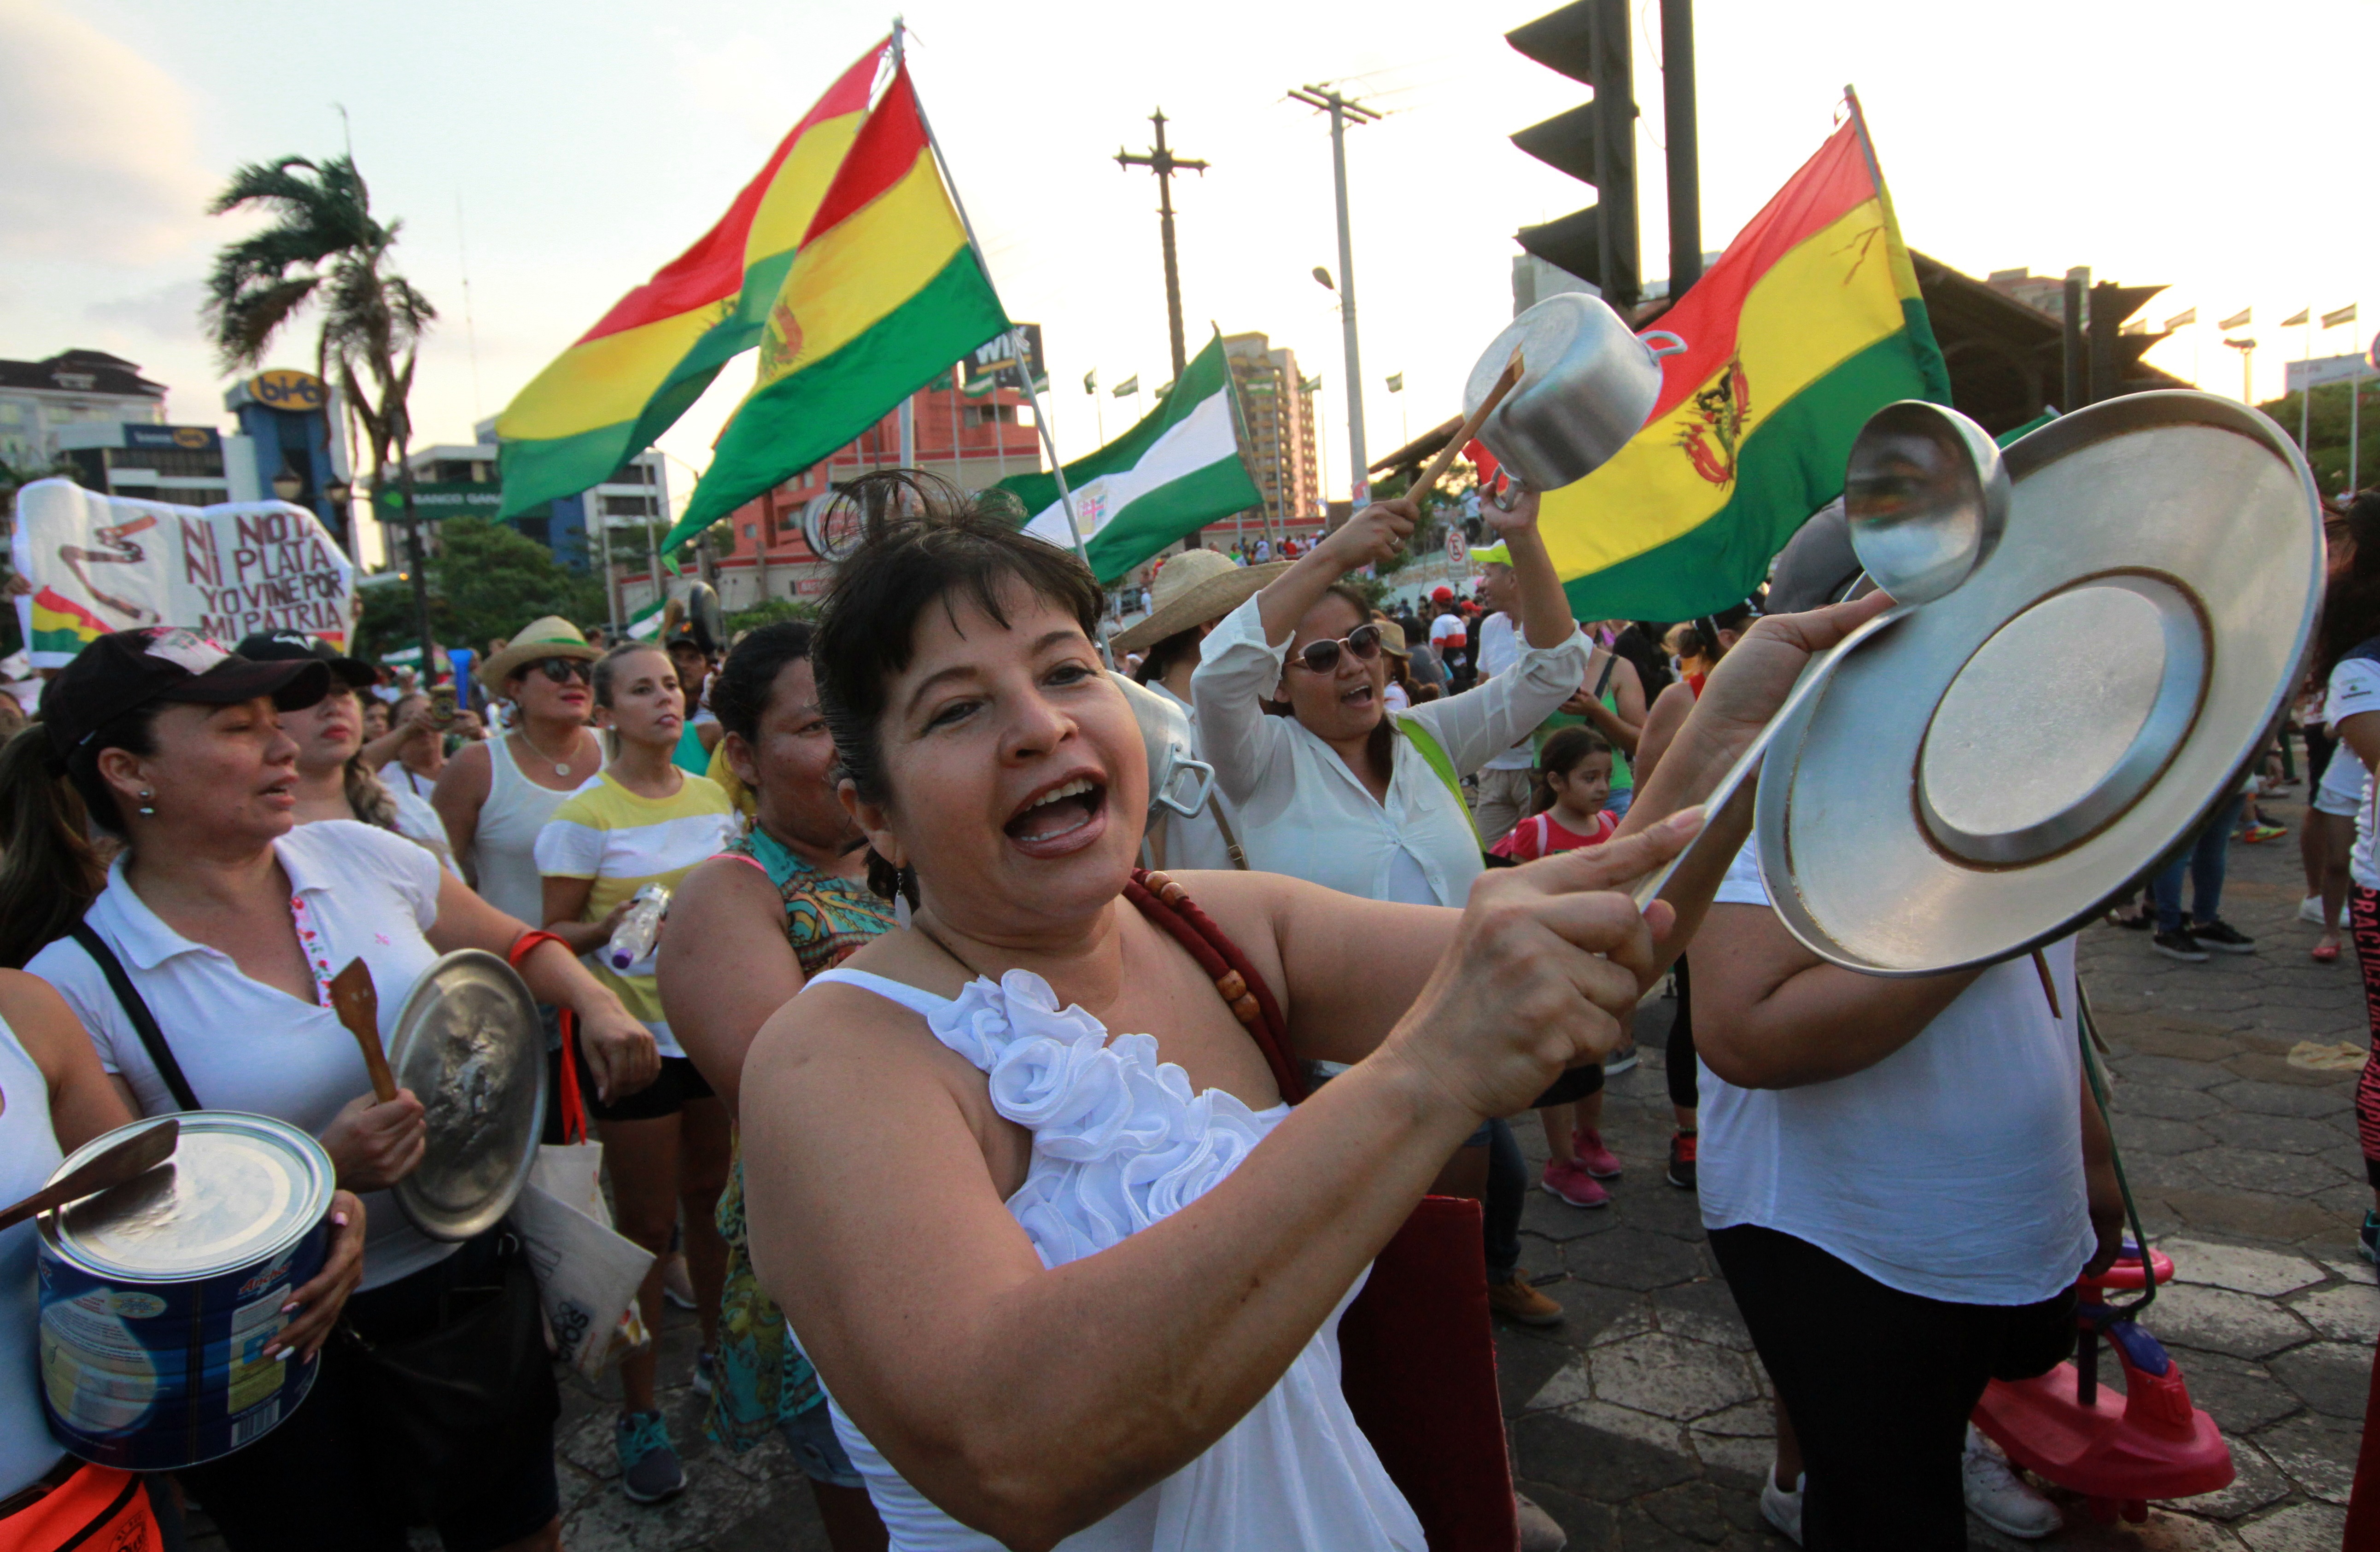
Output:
[494, 41, 886, 517]
[1541, 113, 1951, 622]
[29, 586, 110, 657]
[665, 63, 1007, 548]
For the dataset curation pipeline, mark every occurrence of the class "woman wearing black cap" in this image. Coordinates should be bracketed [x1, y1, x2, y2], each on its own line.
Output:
[0, 627, 660, 1552]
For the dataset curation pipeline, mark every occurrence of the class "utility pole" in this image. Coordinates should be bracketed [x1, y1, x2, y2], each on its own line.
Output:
[1116, 111, 1208, 380]
[2062, 267, 2088, 410]
[1659, 0, 1702, 295]
[1288, 85, 1381, 506]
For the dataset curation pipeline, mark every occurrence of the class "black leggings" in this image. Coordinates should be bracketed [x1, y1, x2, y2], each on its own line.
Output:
[1667, 956, 1698, 1112]
[1708, 1224, 2075, 1551]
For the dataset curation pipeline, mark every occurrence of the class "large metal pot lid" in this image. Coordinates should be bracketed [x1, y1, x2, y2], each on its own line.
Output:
[386, 950, 545, 1241]
[1754, 391, 2322, 976]
[44, 1113, 333, 1282]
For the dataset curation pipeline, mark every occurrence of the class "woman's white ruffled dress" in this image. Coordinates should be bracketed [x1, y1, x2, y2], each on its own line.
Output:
[800, 966, 1425, 1552]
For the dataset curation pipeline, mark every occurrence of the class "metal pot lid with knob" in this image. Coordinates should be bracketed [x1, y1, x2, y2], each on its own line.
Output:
[1461, 292, 1687, 496]
[1752, 391, 2322, 976]
[386, 950, 546, 1241]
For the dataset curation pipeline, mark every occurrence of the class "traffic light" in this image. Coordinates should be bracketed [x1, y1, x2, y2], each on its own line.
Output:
[1507, 0, 1639, 309]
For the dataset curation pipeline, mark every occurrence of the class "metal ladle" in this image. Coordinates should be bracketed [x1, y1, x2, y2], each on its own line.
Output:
[1631, 400, 2010, 909]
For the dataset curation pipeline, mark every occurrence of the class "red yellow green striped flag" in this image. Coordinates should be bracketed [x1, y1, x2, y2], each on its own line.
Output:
[494, 41, 885, 517]
[1538, 107, 1951, 622]
[27, 586, 110, 658]
[664, 62, 1006, 549]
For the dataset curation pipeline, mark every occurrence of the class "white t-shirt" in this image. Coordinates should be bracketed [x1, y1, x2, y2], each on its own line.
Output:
[30, 822, 459, 1290]
[1699, 841, 2095, 1305]
[1429, 613, 1467, 654]
[2324, 655, 2380, 890]
[1474, 613, 1537, 770]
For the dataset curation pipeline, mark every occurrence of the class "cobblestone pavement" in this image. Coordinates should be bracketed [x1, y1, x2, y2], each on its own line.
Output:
[188, 797, 2376, 1552]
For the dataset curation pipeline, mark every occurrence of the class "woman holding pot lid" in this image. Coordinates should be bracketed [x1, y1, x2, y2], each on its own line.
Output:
[0, 968, 366, 1551]
[431, 616, 606, 923]
[735, 486, 1883, 1550]
[658, 621, 894, 1550]
[2, 628, 657, 1552]
[234, 633, 451, 868]
[1190, 494, 1588, 1328]
[1115, 548, 1288, 871]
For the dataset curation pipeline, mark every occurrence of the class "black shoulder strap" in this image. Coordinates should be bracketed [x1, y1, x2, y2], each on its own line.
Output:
[67, 922, 200, 1112]
[1590, 647, 1619, 700]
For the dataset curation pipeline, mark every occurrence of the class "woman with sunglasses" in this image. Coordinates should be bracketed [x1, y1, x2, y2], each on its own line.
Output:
[431, 617, 607, 927]
[1190, 491, 1585, 907]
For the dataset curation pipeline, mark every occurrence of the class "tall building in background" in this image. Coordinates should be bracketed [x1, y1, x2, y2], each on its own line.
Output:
[1221, 333, 1317, 533]
[0, 350, 168, 468]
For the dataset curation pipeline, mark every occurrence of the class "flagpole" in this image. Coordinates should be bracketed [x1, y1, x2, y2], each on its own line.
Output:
[896, 23, 1095, 589]
[2303, 306, 2314, 452]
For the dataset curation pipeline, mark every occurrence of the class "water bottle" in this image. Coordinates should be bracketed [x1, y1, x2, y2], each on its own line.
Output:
[606, 885, 671, 971]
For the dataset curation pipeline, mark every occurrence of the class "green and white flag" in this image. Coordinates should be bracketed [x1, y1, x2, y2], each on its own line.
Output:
[997, 332, 1262, 580]
[625, 596, 667, 640]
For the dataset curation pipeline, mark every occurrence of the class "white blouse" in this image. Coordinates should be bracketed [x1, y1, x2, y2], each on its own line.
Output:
[1189, 594, 1587, 905]
[30, 822, 454, 1290]
[797, 966, 1423, 1552]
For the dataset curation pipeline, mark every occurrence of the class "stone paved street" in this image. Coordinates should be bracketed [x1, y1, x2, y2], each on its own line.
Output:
[185, 793, 2377, 1551]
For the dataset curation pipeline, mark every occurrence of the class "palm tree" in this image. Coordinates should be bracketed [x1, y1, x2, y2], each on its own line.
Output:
[202, 153, 436, 659]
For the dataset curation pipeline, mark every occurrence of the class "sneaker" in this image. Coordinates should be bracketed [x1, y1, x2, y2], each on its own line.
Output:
[1572, 1127, 1623, 1179]
[1540, 1159, 1611, 1209]
[1667, 1131, 1698, 1190]
[2361, 1210, 2379, 1266]
[1963, 1425, 2060, 1538]
[1487, 1272, 1565, 1327]
[1760, 1468, 1805, 1546]
[2110, 908, 2152, 931]
[691, 1347, 716, 1398]
[2239, 821, 2287, 843]
[2152, 928, 2209, 962]
[2300, 896, 2352, 928]
[1602, 1041, 1638, 1076]
[2188, 918, 2257, 954]
[615, 1410, 686, 1504]
[1515, 1491, 1568, 1552]
[661, 1251, 696, 1311]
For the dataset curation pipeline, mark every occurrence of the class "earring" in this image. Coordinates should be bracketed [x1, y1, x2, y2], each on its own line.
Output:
[136, 790, 156, 817]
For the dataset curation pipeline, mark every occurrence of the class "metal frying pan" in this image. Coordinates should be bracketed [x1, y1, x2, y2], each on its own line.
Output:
[1753, 391, 2322, 976]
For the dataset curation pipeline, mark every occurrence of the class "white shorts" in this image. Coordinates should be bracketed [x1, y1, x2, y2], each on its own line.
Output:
[2316, 755, 2368, 818]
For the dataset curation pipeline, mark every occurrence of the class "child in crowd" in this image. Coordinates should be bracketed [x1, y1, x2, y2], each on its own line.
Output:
[1493, 728, 1625, 1206]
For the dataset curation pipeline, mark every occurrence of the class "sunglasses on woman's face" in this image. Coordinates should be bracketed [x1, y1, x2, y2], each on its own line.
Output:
[535, 658, 592, 684]
[1290, 623, 1385, 674]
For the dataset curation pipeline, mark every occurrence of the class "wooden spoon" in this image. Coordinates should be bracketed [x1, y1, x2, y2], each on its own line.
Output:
[328, 958, 397, 1104]
[1403, 350, 1525, 509]
[0, 1117, 179, 1234]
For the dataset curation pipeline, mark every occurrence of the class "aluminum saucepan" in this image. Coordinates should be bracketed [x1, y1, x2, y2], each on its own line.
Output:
[1462, 291, 1686, 499]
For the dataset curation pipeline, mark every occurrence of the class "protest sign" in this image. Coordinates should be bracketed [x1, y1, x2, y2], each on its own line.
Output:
[11, 478, 357, 666]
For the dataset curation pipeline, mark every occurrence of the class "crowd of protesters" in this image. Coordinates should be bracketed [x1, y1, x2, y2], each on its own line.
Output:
[0, 472, 2368, 1552]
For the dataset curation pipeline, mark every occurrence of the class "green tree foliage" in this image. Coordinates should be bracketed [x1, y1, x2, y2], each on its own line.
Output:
[2258, 379, 2380, 494]
[428, 518, 605, 654]
[724, 597, 820, 636]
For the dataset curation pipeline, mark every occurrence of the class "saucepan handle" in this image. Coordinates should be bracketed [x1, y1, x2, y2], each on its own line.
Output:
[1490, 480, 1532, 513]
[1641, 330, 1690, 360]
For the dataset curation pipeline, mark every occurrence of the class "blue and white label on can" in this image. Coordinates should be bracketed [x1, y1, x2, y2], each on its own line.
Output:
[38, 1113, 333, 1471]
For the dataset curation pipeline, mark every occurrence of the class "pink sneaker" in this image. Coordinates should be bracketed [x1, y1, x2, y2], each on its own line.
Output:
[1572, 1128, 1622, 1179]
[1540, 1158, 1611, 1208]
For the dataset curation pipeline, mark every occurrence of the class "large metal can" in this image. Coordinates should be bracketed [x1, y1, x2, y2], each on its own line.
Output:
[38, 1112, 334, 1470]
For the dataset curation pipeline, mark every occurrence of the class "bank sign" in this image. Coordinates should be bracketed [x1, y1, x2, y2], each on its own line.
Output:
[374, 481, 504, 520]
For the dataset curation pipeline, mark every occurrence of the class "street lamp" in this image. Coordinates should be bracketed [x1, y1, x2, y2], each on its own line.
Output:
[323, 478, 351, 507]
[271, 462, 304, 502]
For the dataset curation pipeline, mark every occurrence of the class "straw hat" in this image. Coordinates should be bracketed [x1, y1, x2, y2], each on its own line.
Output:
[1113, 550, 1292, 653]
[481, 616, 602, 685]
[1374, 619, 1411, 658]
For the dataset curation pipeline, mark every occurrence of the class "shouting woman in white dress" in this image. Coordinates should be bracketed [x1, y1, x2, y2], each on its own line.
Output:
[736, 475, 1888, 1551]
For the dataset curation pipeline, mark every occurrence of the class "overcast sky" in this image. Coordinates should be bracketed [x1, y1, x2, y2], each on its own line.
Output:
[5, 0, 2374, 568]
